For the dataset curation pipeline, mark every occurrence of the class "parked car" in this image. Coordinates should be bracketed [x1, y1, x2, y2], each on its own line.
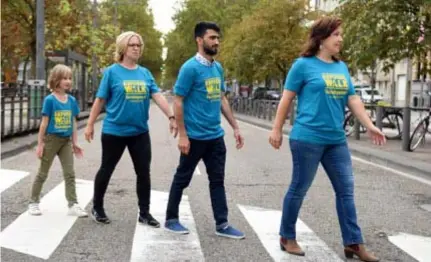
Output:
[355, 86, 383, 104]
[251, 87, 281, 100]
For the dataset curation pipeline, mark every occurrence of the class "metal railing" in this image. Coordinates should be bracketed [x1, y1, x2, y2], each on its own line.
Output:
[229, 97, 297, 123]
[1, 84, 82, 139]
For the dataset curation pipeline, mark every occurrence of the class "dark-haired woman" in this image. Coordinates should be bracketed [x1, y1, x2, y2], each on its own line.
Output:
[269, 16, 384, 262]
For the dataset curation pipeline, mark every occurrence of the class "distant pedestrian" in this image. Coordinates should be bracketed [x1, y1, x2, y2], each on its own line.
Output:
[84, 31, 177, 225]
[269, 16, 384, 261]
[29, 64, 87, 218]
[164, 22, 245, 239]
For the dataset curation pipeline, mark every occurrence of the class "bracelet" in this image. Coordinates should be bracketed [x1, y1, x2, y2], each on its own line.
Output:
[169, 116, 175, 120]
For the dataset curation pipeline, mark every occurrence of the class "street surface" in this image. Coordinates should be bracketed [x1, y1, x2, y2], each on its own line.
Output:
[1, 105, 431, 262]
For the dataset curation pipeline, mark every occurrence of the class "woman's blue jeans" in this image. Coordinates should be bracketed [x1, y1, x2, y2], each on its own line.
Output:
[279, 139, 364, 246]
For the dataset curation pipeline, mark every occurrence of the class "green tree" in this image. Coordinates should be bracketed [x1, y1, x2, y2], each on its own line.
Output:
[336, 0, 431, 79]
[100, 0, 163, 81]
[164, 0, 258, 84]
[220, 0, 311, 85]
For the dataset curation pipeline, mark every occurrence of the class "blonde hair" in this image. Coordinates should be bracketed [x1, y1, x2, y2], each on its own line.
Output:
[48, 64, 72, 91]
[114, 31, 144, 62]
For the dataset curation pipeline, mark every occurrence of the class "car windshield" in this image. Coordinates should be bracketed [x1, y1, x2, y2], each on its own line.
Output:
[365, 90, 380, 95]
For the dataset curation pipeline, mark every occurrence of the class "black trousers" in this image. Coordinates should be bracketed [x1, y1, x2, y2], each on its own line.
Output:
[166, 136, 228, 227]
[93, 132, 152, 215]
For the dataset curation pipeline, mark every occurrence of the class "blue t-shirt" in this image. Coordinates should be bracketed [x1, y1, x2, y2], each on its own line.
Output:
[96, 64, 160, 136]
[42, 94, 80, 137]
[284, 56, 356, 144]
[174, 56, 226, 140]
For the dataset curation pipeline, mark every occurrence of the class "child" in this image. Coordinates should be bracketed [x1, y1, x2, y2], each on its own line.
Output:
[28, 64, 87, 217]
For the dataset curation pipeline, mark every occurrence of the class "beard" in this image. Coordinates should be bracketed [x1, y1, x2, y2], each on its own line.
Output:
[203, 43, 218, 56]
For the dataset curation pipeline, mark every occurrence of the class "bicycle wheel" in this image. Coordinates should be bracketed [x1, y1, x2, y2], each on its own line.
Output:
[383, 113, 403, 140]
[409, 118, 428, 151]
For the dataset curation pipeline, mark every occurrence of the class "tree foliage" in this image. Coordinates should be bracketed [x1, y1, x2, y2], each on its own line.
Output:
[163, 0, 258, 86]
[336, 0, 431, 75]
[1, 0, 163, 83]
[220, 0, 312, 84]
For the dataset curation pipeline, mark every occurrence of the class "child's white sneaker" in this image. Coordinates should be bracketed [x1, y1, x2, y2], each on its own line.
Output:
[68, 204, 88, 217]
[28, 203, 42, 215]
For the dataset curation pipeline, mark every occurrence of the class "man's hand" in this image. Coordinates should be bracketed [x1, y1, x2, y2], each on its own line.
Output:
[84, 124, 94, 143]
[170, 118, 178, 138]
[234, 128, 244, 149]
[178, 135, 190, 155]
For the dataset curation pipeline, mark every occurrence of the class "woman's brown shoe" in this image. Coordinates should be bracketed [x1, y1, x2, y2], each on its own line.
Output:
[344, 244, 379, 262]
[280, 237, 305, 256]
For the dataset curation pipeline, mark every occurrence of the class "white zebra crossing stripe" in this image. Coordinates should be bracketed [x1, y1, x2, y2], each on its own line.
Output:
[130, 191, 204, 262]
[0, 179, 93, 259]
[0, 169, 30, 193]
[388, 233, 431, 262]
[194, 165, 201, 175]
[238, 205, 343, 262]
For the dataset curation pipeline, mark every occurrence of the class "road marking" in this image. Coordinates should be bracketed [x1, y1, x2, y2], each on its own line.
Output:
[238, 205, 343, 262]
[351, 156, 431, 187]
[420, 204, 431, 212]
[0, 169, 30, 193]
[0, 179, 93, 260]
[238, 119, 431, 187]
[388, 233, 431, 262]
[194, 164, 201, 176]
[130, 191, 204, 262]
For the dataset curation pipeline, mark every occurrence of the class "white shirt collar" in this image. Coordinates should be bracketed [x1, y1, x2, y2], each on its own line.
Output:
[195, 53, 214, 66]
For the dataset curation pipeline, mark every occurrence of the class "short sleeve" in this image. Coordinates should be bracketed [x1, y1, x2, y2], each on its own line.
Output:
[96, 68, 111, 100]
[41, 96, 53, 117]
[145, 69, 160, 95]
[174, 64, 194, 97]
[284, 59, 305, 93]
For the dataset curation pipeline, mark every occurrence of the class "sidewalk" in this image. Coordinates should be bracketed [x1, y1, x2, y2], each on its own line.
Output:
[235, 113, 431, 177]
[1, 113, 105, 159]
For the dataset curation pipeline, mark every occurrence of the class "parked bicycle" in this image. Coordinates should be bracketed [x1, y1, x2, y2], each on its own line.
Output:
[344, 103, 403, 140]
[409, 107, 431, 151]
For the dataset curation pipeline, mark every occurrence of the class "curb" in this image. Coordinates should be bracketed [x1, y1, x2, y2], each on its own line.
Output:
[1, 114, 105, 160]
[235, 115, 431, 177]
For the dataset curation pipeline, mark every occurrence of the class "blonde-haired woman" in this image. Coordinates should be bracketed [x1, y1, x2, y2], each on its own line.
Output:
[29, 64, 87, 217]
[85, 31, 177, 225]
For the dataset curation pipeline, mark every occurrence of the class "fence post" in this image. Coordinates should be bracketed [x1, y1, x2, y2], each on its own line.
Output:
[354, 117, 360, 140]
[1, 95, 5, 138]
[376, 106, 383, 130]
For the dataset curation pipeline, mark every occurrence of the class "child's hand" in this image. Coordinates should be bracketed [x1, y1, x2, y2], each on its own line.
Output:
[36, 144, 44, 159]
[72, 144, 84, 158]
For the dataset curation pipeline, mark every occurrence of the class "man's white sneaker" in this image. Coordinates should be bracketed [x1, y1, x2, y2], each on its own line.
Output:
[68, 204, 88, 217]
[28, 203, 42, 216]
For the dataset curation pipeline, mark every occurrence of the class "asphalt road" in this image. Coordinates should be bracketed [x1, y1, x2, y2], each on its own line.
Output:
[1, 105, 430, 262]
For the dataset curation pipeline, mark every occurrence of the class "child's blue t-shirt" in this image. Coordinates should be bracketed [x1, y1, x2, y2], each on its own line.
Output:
[174, 56, 226, 140]
[42, 94, 80, 137]
[284, 56, 356, 144]
[96, 64, 160, 136]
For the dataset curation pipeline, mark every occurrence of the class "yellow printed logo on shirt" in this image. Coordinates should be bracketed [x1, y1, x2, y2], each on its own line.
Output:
[54, 110, 72, 130]
[322, 73, 348, 99]
[123, 80, 147, 102]
[205, 77, 221, 101]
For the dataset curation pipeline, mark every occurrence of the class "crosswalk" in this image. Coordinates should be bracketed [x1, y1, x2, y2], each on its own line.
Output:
[1, 168, 430, 262]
